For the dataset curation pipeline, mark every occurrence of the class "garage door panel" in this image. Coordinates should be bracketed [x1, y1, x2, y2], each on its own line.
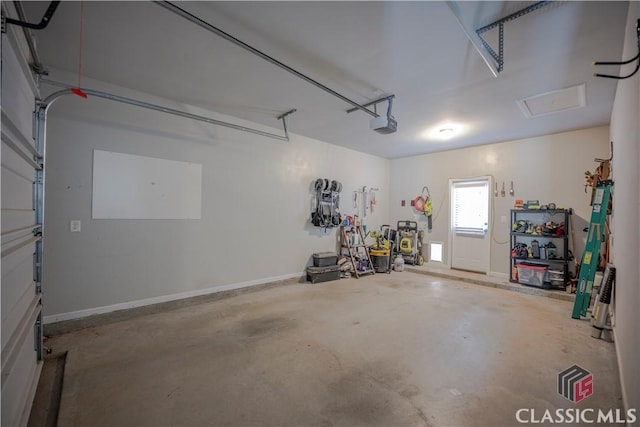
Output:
[1, 228, 35, 249]
[1, 41, 38, 145]
[1, 281, 34, 350]
[1, 237, 36, 271]
[2, 168, 34, 209]
[1, 318, 40, 427]
[1, 250, 33, 319]
[2, 140, 35, 181]
[0, 211, 35, 236]
[1, 243, 32, 284]
[1, 211, 35, 235]
[2, 30, 41, 427]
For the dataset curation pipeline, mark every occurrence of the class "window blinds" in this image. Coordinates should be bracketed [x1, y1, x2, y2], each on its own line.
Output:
[452, 180, 489, 234]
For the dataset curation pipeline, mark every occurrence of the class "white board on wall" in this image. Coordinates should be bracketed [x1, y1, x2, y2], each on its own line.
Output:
[92, 150, 202, 219]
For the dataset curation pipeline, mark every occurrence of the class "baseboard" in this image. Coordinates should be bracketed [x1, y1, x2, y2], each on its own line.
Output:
[612, 327, 630, 419]
[432, 269, 508, 279]
[487, 271, 509, 279]
[425, 261, 448, 268]
[43, 272, 304, 324]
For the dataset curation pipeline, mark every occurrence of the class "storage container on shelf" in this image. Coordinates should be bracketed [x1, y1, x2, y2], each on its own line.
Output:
[516, 263, 548, 287]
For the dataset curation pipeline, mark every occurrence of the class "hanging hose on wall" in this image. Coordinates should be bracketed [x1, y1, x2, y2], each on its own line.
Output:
[413, 194, 426, 211]
[413, 187, 433, 231]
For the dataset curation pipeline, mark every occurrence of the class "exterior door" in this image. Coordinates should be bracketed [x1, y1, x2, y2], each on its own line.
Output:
[1, 29, 44, 426]
[449, 177, 491, 273]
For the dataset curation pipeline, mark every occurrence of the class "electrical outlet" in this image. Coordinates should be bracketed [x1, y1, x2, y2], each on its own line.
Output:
[401, 200, 405, 207]
[70, 220, 81, 232]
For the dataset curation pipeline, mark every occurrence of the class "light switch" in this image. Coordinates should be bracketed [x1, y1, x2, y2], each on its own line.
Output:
[70, 220, 81, 232]
[500, 215, 507, 223]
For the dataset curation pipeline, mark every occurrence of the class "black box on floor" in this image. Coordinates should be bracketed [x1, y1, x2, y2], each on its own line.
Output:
[306, 265, 341, 284]
[312, 252, 338, 267]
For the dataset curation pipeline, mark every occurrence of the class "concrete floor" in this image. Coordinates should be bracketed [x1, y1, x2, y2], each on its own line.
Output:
[37, 272, 622, 426]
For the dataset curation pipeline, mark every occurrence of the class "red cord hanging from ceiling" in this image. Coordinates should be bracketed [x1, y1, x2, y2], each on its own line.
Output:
[71, 0, 87, 98]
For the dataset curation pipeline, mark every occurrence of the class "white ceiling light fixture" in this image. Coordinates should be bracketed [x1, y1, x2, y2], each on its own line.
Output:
[517, 83, 587, 118]
[424, 122, 465, 140]
[439, 127, 455, 137]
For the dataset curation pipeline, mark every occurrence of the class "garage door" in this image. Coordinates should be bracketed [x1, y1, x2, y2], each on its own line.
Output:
[1, 34, 44, 426]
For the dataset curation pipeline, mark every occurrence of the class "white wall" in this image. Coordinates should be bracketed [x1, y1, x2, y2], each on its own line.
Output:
[42, 71, 390, 322]
[609, 1, 639, 418]
[390, 127, 610, 276]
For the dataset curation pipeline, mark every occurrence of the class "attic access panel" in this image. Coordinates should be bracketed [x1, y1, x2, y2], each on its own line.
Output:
[517, 83, 586, 118]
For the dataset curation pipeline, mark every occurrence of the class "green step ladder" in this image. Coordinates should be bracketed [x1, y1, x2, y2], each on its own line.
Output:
[572, 180, 613, 319]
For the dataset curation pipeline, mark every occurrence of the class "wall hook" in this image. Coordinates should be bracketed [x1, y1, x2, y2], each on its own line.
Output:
[593, 19, 639, 80]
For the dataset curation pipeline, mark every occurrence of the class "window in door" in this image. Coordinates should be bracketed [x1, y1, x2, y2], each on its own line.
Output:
[452, 180, 489, 234]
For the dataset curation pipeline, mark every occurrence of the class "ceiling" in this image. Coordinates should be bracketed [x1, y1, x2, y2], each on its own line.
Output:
[21, 1, 629, 159]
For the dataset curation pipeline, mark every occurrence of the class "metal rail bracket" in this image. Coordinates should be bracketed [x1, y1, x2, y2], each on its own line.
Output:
[2, 1, 60, 33]
[475, 1, 552, 74]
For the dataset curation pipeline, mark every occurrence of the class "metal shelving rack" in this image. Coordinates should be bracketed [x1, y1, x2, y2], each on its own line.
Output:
[510, 209, 571, 289]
